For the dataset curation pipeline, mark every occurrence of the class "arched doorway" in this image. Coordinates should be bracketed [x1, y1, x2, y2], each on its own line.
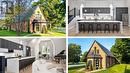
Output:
[38, 39, 55, 60]
[87, 60, 93, 70]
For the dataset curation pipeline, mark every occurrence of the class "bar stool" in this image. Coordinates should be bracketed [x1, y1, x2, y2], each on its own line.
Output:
[82, 23, 85, 32]
[88, 23, 93, 33]
[96, 23, 102, 33]
[113, 23, 119, 33]
[104, 23, 110, 33]
[78, 22, 83, 32]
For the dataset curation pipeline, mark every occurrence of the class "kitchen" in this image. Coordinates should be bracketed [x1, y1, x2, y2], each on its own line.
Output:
[68, 0, 130, 36]
[0, 38, 66, 73]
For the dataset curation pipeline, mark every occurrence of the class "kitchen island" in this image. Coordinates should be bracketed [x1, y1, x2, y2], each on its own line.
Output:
[76, 17, 123, 34]
[7, 56, 35, 73]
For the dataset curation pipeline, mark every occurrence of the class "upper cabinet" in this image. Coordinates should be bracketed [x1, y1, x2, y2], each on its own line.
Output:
[0, 39, 23, 50]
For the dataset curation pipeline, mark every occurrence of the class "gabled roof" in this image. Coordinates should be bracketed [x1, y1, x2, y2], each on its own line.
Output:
[86, 40, 114, 58]
[14, 6, 37, 22]
[94, 40, 114, 56]
[84, 40, 120, 63]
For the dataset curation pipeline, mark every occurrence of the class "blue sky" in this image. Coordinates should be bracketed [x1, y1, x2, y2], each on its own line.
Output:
[68, 38, 116, 54]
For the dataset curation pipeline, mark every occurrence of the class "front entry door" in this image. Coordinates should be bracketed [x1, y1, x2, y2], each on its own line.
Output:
[35, 22, 40, 33]
[96, 59, 99, 69]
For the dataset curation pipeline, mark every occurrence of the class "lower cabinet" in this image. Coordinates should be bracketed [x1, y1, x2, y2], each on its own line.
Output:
[0, 56, 5, 73]
[7, 57, 35, 73]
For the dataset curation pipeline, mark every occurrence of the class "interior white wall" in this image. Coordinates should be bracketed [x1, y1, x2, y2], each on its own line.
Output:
[51, 38, 66, 55]
[69, 0, 127, 9]
[27, 38, 38, 57]
[69, 0, 128, 15]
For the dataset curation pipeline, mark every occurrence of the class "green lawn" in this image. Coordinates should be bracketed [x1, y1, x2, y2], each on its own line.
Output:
[68, 68, 85, 73]
[30, 31, 65, 37]
[68, 64, 130, 73]
[0, 29, 65, 36]
[93, 64, 130, 73]
[125, 64, 130, 73]
[0, 30, 30, 36]
[68, 62, 86, 73]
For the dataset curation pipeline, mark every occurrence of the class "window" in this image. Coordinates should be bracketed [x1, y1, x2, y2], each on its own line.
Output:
[94, 47, 96, 54]
[97, 50, 99, 54]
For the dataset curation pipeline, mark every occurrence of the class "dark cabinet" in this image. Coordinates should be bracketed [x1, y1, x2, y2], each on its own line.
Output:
[0, 39, 23, 50]
[116, 7, 128, 21]
[19, 57, 35, 70]
[1, 39, 6, 48]
[0, 56, 5, 73]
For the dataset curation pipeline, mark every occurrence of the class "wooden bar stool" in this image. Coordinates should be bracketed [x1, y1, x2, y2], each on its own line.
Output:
[78, 22, 83, 32]
[82, 23, 85, 32]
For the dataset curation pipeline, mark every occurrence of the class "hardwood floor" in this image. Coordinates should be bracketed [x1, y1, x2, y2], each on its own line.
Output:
[20, 65, 32, 73]
[68, 25, 130, 36]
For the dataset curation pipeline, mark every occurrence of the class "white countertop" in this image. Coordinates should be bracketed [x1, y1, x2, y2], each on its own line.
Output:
[19, 56, 35, 60]
[78, 20, 121, 23]
[7, 56, 35, 60]
[77, 17, 122, 23]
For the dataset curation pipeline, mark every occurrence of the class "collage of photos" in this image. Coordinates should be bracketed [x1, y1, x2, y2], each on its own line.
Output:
[0, 0, 130, 73]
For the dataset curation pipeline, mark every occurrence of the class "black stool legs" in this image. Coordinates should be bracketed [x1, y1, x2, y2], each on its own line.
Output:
[88, 24, 93, 33]
[113, 24, 119, 33]
[96, 24, 102, 33]
[79, 22, 85, 33]
[104, 24, 110, 33]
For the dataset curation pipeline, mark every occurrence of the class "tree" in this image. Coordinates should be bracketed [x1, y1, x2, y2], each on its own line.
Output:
[68, 43, 81, 64]
[110, 38, 130, 63]
[80, 51, 87, 62]
[14, 0, 33, 35]
[32, 0, 66, 29]
[3, 0, 33, 35]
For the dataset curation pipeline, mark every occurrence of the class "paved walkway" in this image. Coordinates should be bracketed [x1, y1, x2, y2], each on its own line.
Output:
[74, 67, 106, 73]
